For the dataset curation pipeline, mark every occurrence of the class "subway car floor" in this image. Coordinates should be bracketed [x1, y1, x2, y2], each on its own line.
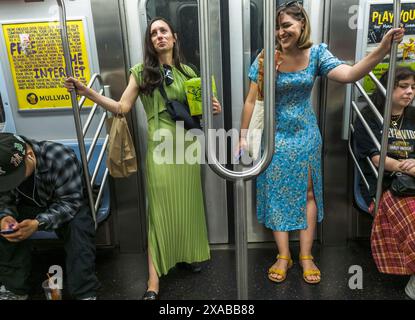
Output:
[26, 240, 411, 300]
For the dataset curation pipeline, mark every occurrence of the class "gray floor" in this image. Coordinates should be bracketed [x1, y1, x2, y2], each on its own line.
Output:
[28, 240, 412, 300]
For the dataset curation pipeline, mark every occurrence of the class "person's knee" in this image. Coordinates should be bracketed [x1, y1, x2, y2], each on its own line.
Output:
[65, 209, 95, 239]
[306, 188, 315, 202]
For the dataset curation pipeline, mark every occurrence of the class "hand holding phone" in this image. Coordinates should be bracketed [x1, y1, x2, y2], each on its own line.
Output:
[0, 224, 16, 235]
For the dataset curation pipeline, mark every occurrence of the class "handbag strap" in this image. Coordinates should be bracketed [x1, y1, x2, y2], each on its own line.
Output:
[153, 78, 169, 133]
[152, 81, 167, 134]
[158, 82, 170, 103]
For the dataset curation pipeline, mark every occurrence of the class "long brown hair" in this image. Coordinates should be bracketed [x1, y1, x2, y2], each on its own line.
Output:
[139, 17, 193, 95]
[276, 3, 313, 51]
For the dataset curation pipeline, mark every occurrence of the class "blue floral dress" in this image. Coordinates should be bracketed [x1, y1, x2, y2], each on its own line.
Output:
[248, 43, 343, 231]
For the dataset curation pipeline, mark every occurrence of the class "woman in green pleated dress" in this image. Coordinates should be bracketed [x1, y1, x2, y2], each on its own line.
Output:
[65, 17, 221, 300]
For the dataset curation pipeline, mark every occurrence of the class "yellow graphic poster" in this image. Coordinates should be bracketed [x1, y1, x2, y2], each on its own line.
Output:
[2, 20, 93, 110]
[363, 2, 415, 94]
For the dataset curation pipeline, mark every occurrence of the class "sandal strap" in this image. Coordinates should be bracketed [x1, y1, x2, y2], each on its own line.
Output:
[303, 269, 321, 277]
[299, 255, 314, 261]
[268, 268, 286, 276]
[277, 254, 291, 261]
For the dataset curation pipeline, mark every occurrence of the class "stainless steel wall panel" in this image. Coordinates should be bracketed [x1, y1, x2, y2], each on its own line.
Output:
[321, 0, 359, 244]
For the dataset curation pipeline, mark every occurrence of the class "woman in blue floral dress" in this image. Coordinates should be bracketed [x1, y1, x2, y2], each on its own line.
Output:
[238, 2, 404, 284]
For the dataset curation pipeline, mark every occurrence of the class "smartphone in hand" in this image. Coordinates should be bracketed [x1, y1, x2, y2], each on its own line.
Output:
[0, 229, 16, 235]
[0, 224, 16, 235]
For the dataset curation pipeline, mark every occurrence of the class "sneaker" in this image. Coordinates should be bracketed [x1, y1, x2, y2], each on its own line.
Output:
[0, 285, 28, 300]
[405, 275, 415, 300]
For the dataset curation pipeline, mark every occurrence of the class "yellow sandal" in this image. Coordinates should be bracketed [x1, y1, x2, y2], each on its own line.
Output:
[268, 254, 293, 283]
[299, 255, 321, 284]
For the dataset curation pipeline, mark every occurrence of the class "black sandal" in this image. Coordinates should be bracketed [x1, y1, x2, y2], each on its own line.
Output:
[142, 290, 159, 300]
[176, 262, 202, 273]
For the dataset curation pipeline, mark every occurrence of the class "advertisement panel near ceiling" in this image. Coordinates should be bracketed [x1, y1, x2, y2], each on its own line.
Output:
[2, 19, 93, 110]
[357, 0, 415, 93]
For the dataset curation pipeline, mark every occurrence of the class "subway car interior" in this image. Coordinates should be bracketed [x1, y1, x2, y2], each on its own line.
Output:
[0, 0, 413, 300]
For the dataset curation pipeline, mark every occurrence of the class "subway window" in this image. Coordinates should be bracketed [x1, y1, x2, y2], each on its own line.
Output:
[250, 1, 262, 62]
[146, 0, 200, 71]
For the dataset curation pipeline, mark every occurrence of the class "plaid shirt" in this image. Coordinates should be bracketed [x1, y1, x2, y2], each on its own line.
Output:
[0, 138, 85, 231]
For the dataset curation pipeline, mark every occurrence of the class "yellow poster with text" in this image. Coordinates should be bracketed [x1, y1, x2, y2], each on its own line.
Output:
[3, 20, 93, 110]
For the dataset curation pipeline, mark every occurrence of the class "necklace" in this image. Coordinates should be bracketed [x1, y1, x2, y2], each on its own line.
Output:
[391, 113, 404, 130]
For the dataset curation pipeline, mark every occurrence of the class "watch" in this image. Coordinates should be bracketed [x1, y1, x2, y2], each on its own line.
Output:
[35, 218, 46, 230]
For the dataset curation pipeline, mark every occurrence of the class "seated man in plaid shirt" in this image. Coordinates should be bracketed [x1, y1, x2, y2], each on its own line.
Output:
[0, 133, 99, 300]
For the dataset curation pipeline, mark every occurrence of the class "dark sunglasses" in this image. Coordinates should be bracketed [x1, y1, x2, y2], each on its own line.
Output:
[277, 1, 302, 10]
[163, 64, 174, 86]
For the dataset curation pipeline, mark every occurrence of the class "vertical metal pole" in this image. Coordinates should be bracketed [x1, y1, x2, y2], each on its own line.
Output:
[57, 0, 97, 228]
[375, 0, 401, 214]
[198, 0, 275, 300]
[235, 179, 248, 300]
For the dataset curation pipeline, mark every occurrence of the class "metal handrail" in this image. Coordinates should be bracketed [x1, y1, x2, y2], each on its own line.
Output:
[368, 72, 387, 97]
[375, 0, 401, 214]
[367, 157, 379, 178]
[348, 139, 370, 191]
[351, 123, 379, 179]
[351, 102, 381, 151]
[86, 113, 107, 163]
[91, 135, 110, 186]
[57, 1, 111, 228]
[348, 101, 372, 208]
[349, 1, 401, 214]
[95, 169, 109, 213]
[83, 89, 104, 137]
[57, 0, 97, 228]
[79, 73, 105, 110]
[350, 124, 379, 179]
[354, 81, 383, 124]
[199, 0, 276, 300]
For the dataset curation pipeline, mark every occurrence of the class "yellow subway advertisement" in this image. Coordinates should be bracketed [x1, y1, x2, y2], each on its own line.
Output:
[2, 20, 93, 110]
[362, 1, 415, 94]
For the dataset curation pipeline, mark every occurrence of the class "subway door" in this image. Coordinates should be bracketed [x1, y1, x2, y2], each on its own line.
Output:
[122, 0, 229, 244]
[230, 0, 325, 242]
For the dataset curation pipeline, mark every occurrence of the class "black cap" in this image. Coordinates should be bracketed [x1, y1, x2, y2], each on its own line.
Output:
[0, 133, 27, 192]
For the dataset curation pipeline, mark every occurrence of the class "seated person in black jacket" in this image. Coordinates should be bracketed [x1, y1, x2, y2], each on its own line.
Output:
[354, 66, 415, 300]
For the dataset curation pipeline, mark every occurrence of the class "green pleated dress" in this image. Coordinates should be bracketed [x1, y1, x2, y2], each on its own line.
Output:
[130, 64, 210, 276]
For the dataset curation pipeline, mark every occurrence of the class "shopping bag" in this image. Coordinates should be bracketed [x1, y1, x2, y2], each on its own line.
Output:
[247, 100, 264, 160]
[106, 115, 138, 178]
[184, 77, 217, 116]
[246, 50, 281, 160]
